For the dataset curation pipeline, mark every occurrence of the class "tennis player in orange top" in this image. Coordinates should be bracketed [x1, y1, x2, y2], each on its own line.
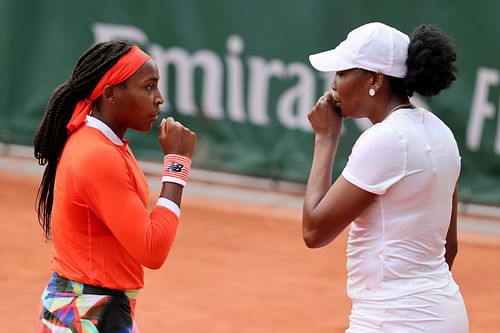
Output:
[33, 40, 196, 332]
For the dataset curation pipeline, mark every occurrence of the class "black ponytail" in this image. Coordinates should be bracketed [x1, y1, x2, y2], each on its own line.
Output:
[33, 40, 134, 240]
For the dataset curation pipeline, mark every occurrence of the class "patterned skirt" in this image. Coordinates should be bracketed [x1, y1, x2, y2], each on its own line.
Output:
[37, 272, 140, 332]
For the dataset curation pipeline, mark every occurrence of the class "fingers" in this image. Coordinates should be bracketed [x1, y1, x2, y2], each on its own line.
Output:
[324, 91, 335, 104]
[308, 92, 343, 134]
[158, 118, 167, 136]
[158, 117, 197, 157]
[158, 117, 182, 135]
[315, 92, 334, 106]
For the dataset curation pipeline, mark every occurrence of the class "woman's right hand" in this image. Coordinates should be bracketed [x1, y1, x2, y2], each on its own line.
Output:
[307, 92, 342, 140]
[158, 117, 196, 158]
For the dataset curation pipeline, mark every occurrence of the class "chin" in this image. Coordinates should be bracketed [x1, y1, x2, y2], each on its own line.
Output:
[133, 124, 153, 133]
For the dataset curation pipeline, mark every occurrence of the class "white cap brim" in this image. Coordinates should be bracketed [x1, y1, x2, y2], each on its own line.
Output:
[309, 49, 355, 73]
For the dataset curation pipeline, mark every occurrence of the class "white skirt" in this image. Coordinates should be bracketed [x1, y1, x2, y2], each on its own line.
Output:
[346, 290, 468, 333]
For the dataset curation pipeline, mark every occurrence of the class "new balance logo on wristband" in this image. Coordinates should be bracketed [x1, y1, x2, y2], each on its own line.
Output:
[167, 162, 184, 173]
[162, 154, 192, 187]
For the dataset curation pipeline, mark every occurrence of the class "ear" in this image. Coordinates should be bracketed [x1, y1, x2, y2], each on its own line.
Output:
[102, 85, 118, 104]
[370, 72, 384, 90]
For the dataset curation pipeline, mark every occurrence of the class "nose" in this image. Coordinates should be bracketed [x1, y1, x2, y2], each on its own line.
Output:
[155, 89, 165, 106]
[330, 77, 340, 103]
[331, 74, 337, 91]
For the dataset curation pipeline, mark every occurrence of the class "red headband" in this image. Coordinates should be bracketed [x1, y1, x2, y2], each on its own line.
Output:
[66, 45, 151, 133]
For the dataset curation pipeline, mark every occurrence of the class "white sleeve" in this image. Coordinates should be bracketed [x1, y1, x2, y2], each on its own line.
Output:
[342, 124, 406, 195]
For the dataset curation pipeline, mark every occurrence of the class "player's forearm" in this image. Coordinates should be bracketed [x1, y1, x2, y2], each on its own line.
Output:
[303, 136, 338, 212]
[302, 136, 339, 247]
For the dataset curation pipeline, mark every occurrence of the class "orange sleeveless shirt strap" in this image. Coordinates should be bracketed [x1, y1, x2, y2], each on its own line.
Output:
[67, 45, 151, 133]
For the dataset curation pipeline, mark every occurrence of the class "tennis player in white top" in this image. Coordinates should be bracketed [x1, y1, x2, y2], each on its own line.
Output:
[302, 22, 468, 333]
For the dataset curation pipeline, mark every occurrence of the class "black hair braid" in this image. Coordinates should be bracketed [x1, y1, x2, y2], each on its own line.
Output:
[33, 40, 134, 240]
[405, 24, 458, 98]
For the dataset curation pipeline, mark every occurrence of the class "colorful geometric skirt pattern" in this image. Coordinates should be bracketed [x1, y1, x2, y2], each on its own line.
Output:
[37, 272, 140, 332]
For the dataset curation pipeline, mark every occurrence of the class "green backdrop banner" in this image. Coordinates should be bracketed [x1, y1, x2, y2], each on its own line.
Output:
[1, 0, 500, 204]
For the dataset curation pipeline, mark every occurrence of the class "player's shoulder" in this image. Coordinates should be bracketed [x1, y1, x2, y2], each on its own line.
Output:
[67, 127, 126, 168]
[357, 120, 404, 147]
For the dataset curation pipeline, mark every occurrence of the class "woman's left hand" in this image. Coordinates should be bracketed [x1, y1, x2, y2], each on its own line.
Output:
[307, 92, 342, 140]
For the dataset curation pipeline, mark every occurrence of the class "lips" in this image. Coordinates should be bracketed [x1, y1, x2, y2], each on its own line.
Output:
[332, 91, 339, 103]
[331, 95, 342, 115]
[150, 111, 161, 122]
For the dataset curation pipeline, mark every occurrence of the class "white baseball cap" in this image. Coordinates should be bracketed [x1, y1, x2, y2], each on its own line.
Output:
[309, 22, 410, 78]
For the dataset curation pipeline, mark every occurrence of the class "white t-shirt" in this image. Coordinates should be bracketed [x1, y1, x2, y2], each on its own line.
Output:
[342, 107, 461, 301]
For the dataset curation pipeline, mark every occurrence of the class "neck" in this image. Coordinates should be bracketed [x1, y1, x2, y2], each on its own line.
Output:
[371, 98, 412, 124]
[388, 101, 413, 113]
[90, 109, 126, 140]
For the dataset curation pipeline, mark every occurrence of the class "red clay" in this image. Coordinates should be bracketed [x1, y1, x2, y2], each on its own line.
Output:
[1, 170, 499, 332]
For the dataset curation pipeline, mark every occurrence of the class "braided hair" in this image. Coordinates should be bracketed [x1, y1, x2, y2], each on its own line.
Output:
[33, 40, 134, 240]
[388, 24, 458, 99]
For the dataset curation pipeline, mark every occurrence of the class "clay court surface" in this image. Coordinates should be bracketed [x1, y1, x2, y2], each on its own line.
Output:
[1, 164, 500, 332]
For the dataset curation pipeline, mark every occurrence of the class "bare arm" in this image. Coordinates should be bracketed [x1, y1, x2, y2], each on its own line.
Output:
[445, 185, 459, 270]
[303, 174, 376, 248]
[302, 92, 375, 248]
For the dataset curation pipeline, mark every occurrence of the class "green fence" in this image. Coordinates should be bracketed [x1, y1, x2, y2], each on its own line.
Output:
[1, 0, 500, 204]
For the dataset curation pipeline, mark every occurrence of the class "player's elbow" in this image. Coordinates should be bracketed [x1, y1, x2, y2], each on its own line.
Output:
[142, 256, 167, 270]
[304, 229, 336, 248]
[140, 249, 169, 270]
[302, 222, 329, 248]
[302, 213, 342, 248]
[303, 232, 323, 248]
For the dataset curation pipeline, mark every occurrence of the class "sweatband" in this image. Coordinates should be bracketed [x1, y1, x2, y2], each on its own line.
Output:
[161, 154, 191, 187]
